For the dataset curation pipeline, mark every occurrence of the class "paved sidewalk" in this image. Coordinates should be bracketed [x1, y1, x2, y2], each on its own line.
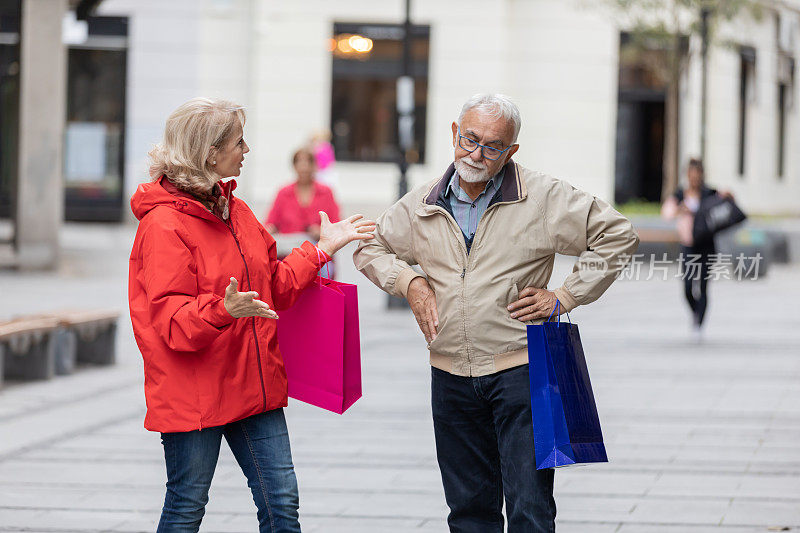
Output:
[0, 223, 799, 532]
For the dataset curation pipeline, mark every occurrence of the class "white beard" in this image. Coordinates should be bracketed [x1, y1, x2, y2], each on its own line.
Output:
[454, 157, 491, 183]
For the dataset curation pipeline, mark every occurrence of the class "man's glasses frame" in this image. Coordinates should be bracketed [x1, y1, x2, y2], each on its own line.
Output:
[457, 128, 514, 161]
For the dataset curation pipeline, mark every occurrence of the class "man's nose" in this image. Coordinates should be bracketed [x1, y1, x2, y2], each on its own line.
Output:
[469, 147, 484, 162]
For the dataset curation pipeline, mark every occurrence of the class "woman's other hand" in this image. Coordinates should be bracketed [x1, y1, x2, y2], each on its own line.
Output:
[224, 277, 279, 319]
[317, 212, 376, 256]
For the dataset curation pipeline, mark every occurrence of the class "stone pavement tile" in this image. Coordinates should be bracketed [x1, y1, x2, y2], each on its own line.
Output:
[670, 443, 758, 464]
[390, 466, 445, 492]
[337, 490, 447, 519]
[111, 512, 242, 533]
[0, 485, 95, 510]
[106, 512, 159, 533]
[752, 445, 800, 464]
[5, 508, 131, 530]
[555, 522, 620, 533]
[617, 525, 767, 532]
[300, 516, 440, 533]
[627, 498, 730, 525]
[0, 457, 164, 488]
[555, 468, 660, 496]
[648, 472, 744, 497]
[555, 494, 635, 523]
[736, 475, 800, 499]
[722, 499, 800, 527]
[294, 465, 401, 491]
[601, 443, 679, 464]
[77, 487, 164, 513]
[0, 509, 43, 530]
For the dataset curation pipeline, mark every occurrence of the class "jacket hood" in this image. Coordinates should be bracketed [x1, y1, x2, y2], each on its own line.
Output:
[130, 177, 238, 221]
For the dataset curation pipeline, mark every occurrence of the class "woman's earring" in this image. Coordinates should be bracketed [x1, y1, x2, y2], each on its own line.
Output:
[212, 160, 216, 165]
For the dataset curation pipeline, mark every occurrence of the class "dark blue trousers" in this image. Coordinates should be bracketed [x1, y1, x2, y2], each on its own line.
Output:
[432, 365, 556, 533]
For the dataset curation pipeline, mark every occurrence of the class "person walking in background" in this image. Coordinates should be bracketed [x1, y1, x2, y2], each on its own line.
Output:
[354, 94, 639, 533]
[128, 97, 375, 532]
[310, 129, 338, 188]
[264, 147, 341, 243]
[661, 158, 733, 340]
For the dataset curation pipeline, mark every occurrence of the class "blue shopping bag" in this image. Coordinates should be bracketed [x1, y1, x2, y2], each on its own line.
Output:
[527, 302, 608, 469]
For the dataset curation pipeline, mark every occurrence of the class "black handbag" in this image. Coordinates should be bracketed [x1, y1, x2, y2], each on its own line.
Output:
[693, 194, 747, 246]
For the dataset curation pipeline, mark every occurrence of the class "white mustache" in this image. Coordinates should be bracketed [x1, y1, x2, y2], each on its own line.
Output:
[459, 156, 487, 170]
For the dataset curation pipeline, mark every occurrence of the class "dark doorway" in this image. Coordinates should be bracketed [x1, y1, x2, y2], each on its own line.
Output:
[615, 96, 665, 203]
[0, 0, 20, 222]
[614, 33, 667, 204]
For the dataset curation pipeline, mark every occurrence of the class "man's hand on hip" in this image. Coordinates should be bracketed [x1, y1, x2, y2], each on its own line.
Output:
[407, 277, 439, 344]
[507, 287, 562, 322]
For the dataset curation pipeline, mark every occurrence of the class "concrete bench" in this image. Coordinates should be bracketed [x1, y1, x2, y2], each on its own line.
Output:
[0, 310, 119, 385]
[0, 317, 59, 382]
[50, 310, 119, 367]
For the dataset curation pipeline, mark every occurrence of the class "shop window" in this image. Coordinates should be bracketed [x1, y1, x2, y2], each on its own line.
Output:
[64, 15, 127, 221]
[330, 22, 429, 164]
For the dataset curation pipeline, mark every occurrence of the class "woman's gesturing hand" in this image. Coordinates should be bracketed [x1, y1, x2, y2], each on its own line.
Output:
[223, 277, 279, 319]
[317, 212, 376, 256]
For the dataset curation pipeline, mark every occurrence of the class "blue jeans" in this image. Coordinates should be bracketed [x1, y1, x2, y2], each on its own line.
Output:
[432, 365, 556, 533]
[157, 409, 300, 533]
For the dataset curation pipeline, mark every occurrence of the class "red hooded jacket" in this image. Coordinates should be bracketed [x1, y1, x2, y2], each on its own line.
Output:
[128, 177, 328, 432]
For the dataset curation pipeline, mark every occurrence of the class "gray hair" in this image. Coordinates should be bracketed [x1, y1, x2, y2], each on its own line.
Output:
[457, 93, 521, 143]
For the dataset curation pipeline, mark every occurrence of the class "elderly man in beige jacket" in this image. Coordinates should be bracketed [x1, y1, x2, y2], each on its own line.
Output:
[354, 94, 639, 533]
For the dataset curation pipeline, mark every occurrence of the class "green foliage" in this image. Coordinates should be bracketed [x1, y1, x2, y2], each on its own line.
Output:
[601, 0, 764, 53]
[615, 199, 663, 216]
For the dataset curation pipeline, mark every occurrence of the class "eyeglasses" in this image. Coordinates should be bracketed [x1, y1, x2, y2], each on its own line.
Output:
[457, 128, 513, 161]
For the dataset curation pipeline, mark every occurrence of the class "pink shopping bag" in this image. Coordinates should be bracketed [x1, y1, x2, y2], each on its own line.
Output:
[277, 276, 362, 414]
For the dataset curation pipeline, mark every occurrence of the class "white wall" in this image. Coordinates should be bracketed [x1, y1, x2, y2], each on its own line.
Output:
[99, 0, 800, 219]
[682, 6, 800, 215]
[97, 0, 203, 215]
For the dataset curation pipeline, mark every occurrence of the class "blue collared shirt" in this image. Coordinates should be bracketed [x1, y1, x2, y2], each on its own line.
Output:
[445, 168, 504, 248]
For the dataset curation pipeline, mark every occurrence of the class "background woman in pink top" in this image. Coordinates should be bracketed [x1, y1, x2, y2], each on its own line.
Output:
[264, 147, 341, 241]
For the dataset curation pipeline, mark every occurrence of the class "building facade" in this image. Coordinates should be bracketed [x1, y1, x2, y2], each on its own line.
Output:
[4, 0, 797, 241]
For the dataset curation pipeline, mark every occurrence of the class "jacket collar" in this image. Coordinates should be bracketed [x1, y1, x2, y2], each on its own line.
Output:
[158, 176, 237, 222]
[422, 159, 525, 208]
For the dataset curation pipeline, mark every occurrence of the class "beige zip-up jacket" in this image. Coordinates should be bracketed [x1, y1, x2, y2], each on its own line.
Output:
[354, 161, 639, 377]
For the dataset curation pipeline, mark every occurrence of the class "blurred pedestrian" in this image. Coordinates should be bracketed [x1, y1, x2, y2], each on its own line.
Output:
[310, 129, 338, 188]
[128, 97, 375, 533]
[264, 147, 341, 242]
[354, 93, 639, 532]
[661, 158, 733, 340]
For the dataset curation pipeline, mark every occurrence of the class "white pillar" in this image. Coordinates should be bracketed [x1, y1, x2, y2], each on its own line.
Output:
[15, 0, 67, 269]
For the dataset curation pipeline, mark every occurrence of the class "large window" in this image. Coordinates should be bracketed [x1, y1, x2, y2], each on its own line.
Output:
[330, 22, 429, 164]
[64, 15, 127, 221]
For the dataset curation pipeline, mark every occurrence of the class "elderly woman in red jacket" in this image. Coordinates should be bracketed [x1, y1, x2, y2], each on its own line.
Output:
[128, 97, 374, 533]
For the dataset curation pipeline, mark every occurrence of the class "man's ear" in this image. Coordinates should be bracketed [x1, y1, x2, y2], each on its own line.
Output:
[505, 144, 520, 163]
[451, 122, 459, 147]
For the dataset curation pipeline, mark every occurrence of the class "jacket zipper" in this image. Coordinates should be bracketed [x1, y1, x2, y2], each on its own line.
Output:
[428, 206, 473, 374]
[226, 219, 268, 412]
[428, 198, 522, 376]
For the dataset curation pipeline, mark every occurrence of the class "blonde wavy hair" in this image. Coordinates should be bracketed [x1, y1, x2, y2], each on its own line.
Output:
[148, 97, 246, 195]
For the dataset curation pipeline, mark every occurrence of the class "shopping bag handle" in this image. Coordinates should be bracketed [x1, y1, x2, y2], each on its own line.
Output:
[314, 246, 332, 284]
[546, 299, 572, 324]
